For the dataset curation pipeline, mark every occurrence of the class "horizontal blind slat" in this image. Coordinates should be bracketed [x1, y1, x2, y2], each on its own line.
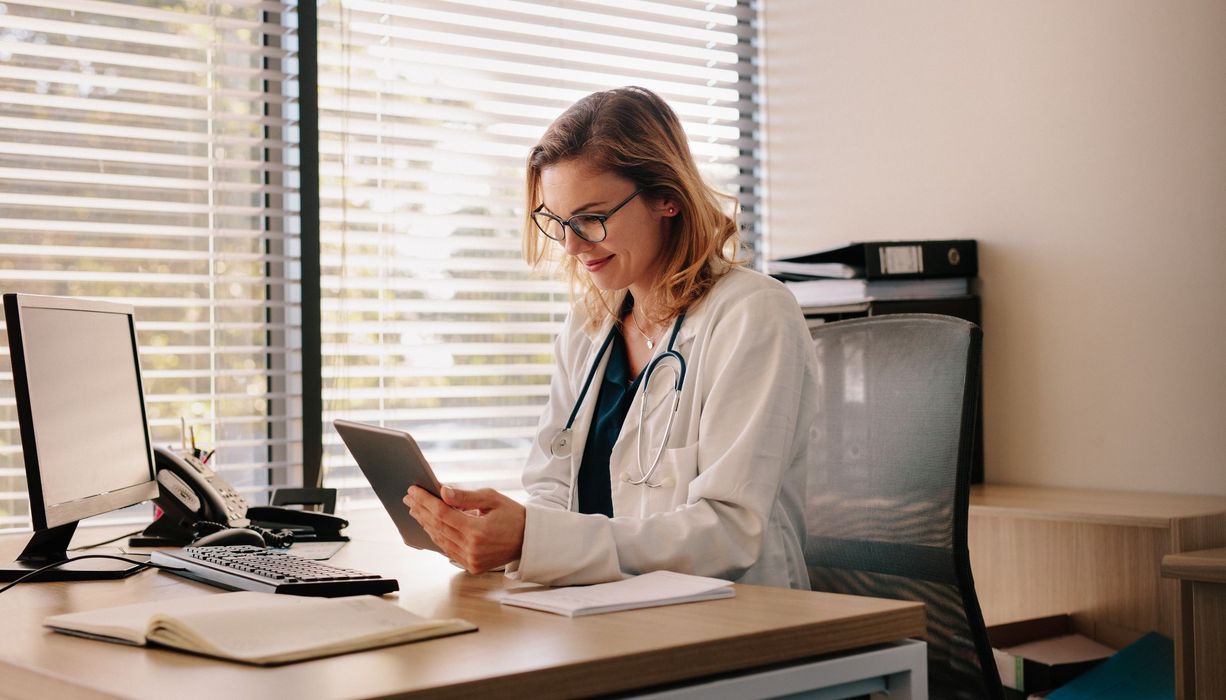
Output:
[0, 0, 303, 533]
[318, 0, 759, 512]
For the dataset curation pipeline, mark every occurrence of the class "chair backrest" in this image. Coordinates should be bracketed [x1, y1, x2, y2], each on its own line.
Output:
[804, 314, 1001, 700]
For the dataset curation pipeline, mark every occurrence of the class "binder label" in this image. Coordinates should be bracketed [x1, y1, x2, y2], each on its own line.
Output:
[878, 245, 923, 275]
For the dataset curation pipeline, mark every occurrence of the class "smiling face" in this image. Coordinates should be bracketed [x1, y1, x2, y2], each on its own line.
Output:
[538, 158, 676, 300]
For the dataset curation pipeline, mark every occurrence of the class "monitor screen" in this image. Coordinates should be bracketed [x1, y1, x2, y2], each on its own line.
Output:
[5, 295, 157, 529]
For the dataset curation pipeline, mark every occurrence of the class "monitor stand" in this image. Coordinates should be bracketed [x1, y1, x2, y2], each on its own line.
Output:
[0, 521, 146, 582]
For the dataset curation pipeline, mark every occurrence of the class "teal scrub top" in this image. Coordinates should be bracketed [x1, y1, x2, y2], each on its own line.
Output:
[576, 320, 643, 518]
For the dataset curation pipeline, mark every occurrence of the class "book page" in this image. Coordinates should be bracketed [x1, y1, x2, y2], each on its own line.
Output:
[150, 593, 474, 664]
[44, 592, 288, 645]
[47, 592, 476, 665]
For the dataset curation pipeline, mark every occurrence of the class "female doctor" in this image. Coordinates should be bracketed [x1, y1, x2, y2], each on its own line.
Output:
[404, 86, 820, 589]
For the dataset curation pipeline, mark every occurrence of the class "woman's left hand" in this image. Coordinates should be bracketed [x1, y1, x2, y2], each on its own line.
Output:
[403, 485, 525, 574]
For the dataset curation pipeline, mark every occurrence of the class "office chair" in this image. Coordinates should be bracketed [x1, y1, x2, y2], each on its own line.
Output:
[804, 314, 1002, 700]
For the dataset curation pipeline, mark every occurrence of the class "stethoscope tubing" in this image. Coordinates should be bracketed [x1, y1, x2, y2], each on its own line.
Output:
[550, 310, 687, 490]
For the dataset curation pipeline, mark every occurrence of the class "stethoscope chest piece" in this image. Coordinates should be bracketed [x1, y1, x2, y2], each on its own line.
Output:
[548, 309, 688, 487]
[550, 429, 573, 459]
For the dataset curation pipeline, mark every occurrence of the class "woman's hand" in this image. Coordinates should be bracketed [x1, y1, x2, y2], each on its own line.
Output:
[403, 485, 525, 574]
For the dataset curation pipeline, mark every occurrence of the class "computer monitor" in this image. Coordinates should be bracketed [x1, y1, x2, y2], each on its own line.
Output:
[1, 294, 159, 581]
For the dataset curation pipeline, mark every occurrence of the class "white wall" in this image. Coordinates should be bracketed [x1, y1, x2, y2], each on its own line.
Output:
[761, 0, 1226, 495]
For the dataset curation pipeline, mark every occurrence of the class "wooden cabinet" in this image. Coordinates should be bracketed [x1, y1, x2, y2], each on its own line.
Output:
[967, 485, 1226, 699]
[1163, 547, 1226, 700]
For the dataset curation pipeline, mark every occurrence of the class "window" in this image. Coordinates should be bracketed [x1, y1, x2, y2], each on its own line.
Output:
[0, 0, 302, 530]
[0, 0, 763, 528]
[316, 0, 762, 501]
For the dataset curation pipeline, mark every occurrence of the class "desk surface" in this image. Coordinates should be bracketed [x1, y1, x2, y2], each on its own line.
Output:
[0, 523, 924, 700]
[970, 484, 1226, 528]
[1163, 547, 1226, 584]
[968, 482, 1226, 665]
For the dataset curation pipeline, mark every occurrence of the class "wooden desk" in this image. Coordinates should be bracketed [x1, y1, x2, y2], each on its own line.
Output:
[0, 525, 925, 700]
[1163, 547, 1226, 700]
[968, 485, 1226, 699]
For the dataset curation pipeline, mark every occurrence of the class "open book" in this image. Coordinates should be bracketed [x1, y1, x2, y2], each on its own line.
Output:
[44, 591, 475, 665]
[500, 570, 735, 617]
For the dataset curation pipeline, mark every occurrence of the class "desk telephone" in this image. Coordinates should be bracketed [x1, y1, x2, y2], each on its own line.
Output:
[131, 446, 348, 547]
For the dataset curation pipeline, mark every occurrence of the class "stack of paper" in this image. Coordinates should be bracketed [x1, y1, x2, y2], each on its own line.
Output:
[500, 571, 735, 617]
[785, 277, 971, 307]
[768, 260, 862, 279]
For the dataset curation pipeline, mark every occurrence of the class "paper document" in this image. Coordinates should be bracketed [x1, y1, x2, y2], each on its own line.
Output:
[768, 261, 861, 279]
[1003, 633, 1115, 666]
[500, 571, 735, 617]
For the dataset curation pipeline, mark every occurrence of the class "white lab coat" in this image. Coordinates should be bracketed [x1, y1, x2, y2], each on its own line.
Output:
[506, 267, 819, 589]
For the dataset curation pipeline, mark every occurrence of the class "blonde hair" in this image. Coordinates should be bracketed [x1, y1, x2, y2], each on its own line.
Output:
[522, 86, 742, 329]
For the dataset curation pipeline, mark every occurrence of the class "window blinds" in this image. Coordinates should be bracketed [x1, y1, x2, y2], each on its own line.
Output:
[317, 0, 761, 501]
[0, 0, 302, 530]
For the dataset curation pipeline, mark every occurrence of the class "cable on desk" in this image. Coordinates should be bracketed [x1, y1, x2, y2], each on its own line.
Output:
[0, 554, 170, 595]
[68, 527, 147, 552]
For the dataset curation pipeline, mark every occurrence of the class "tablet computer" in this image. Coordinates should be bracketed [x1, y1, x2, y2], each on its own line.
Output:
[333, 419, 443, 552]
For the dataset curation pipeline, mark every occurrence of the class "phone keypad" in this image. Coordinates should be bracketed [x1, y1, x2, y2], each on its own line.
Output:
[208, 481, 248, 521]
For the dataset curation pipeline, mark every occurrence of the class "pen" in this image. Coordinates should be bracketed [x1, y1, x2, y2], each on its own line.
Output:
[190, 425, 197, 453]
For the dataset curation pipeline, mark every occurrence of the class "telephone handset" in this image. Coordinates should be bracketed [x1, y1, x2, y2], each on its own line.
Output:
[130, 446, 348, 547]
[151, 447, 252, 528]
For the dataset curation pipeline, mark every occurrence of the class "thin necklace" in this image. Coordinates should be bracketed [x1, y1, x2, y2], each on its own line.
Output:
[628, 308, 662, 350]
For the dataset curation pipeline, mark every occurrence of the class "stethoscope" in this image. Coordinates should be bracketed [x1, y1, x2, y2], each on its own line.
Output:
[549, 311, 687, 488]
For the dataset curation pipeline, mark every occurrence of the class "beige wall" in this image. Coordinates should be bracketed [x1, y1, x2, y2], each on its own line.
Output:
[761, 1, 1226, 495]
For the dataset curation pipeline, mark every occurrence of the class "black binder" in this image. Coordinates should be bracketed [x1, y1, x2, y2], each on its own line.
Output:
[775, 240, 978, 280]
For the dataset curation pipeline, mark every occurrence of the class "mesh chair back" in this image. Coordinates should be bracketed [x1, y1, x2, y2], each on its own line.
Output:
[805, 314, 1001, 700]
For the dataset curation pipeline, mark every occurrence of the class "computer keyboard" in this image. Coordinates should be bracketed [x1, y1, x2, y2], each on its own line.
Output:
[150, 546, 400, 597]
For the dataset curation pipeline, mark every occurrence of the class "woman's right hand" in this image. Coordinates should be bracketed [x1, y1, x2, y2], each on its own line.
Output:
[404, 485, 525, 574]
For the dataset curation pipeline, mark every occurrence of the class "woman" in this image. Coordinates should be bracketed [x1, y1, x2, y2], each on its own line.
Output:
[404, 87, 819, 589]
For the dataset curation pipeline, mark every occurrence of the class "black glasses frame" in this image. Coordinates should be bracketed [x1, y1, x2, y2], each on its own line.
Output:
[531, 189, 643, 244]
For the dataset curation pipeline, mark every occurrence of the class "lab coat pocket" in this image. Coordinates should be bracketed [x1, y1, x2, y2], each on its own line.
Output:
[643, 442, 699, 513]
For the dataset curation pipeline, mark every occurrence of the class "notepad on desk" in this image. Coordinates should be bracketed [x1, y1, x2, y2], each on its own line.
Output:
[501, 570, 735, 617]
[44, 591, 476, 665]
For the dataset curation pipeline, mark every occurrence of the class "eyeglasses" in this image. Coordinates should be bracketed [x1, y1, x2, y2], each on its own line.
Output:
[531, 189, 643, 244]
